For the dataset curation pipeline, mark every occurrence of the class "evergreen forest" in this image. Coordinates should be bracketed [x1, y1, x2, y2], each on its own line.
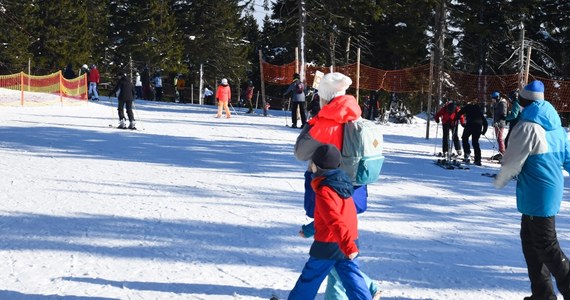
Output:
[0, 0, 568, 103]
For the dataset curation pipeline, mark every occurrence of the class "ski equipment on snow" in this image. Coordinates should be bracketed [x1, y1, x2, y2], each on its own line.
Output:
[434, 158, 469, 170]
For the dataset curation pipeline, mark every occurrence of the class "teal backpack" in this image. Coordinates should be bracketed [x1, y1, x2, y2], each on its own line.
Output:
[341, 118, 385, 185]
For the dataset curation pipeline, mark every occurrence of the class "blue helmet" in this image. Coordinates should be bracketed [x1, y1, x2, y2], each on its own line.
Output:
[491, 91, 500, 99]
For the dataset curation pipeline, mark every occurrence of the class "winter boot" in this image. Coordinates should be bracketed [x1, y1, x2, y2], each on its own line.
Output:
[118, 118, 127, 129]
[128, 121, 136, 130]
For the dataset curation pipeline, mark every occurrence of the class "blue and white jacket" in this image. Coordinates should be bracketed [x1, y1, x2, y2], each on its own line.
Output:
[494, 99, 570, 217]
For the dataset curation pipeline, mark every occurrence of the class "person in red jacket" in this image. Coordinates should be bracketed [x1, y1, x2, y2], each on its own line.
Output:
[434, 100, 464, 157]
[288, 144, 371, 300]
[88, 64, 100, 101]
[215, 78, 231, 118]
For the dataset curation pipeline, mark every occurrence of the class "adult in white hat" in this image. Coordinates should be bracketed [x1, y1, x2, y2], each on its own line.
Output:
[215, 78, 231, 118]
[294, 72, 381, 300]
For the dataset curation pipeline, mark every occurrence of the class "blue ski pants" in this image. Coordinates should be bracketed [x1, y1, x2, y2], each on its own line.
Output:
[288, 256, 371, 300]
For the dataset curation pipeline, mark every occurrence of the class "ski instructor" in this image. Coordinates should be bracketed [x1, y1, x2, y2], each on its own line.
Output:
[494, 80, 570, 300]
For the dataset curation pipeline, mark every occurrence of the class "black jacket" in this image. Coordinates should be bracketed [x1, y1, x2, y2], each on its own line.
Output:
[111, 76, 136, 102]
[457, 103, 488, 131]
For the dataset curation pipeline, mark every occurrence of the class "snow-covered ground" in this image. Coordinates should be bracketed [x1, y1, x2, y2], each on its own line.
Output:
[1, 92, 569, 300]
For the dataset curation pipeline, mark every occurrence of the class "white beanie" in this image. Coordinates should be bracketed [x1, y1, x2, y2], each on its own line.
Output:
[317, 72, 352, 105]
[221, 78, 228, 85]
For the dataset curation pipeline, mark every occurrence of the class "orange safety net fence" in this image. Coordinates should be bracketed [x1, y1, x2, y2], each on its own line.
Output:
[0, 71, 88, 106]
[262, 60, 570, 113]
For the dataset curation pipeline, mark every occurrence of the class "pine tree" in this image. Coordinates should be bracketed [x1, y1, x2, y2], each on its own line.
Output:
[0, 1, 33, 73]
[27, 0, 92, 74]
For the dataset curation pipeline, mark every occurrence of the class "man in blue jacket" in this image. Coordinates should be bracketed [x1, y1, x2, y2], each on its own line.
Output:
[494, 80, 570, 300]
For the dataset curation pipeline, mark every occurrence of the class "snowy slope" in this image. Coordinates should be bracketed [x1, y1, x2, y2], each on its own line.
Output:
[1, 93, 569, 300]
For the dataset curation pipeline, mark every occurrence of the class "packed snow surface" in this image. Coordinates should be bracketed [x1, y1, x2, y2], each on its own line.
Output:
[1, 94, 569, 299]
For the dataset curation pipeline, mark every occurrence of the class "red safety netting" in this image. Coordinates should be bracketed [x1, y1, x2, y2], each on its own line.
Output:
[262, 59, 570, 112]
[0, 72, 88, 106]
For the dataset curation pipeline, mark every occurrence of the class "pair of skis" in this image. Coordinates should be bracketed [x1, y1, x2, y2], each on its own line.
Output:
[434, 158, 469, 170]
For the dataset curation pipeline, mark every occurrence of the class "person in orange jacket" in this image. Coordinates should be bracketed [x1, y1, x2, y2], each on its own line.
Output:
[434, 100, 464, 157]
[215, 78, 231, 118]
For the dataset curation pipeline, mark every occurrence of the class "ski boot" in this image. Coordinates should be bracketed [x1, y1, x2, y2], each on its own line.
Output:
[118, 118, 127, 129]
[128, 121, 136, 130]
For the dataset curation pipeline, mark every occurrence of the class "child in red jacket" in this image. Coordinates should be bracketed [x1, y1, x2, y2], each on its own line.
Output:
[288, 144, 371, 300]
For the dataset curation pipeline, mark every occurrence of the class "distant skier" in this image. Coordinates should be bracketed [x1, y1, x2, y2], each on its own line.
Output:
[243, 80, 255, 113]
[135, 72, 142, 99]
[283, 73, 307, 128]
[88, 64, 100, 101]
[491, 91, 508, 159]
[434, 100, 464, 157]
[504, 90, 521, 149]
[110, 73, 136, 130]
[63, 63, 75, 79]
[153, 71, 163, 101]
[215, 78, 231, 118]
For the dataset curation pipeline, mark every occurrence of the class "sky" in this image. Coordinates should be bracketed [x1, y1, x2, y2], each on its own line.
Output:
[1, 90, 570, 299]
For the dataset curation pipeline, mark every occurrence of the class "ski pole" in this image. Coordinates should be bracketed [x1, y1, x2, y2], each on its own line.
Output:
[229, 102, 239, 116]
[433, 122, 439, 156]
[132, 101, 144, 130]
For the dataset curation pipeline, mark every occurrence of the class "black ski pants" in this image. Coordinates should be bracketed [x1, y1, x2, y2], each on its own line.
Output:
[291, 102, 307, 127]
[441, 123, 461, 153]
[118, 99, 135, 122]
[461, 123, 482, 162]
[521, 215, 570, 300]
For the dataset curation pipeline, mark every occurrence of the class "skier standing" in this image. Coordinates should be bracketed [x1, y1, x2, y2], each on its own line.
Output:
[134, 72, 142, 99]
[88, 64, 100, 101]
[283, 73, 307, 128]
[215, 78, 231, 118]
[491, 91, 508, 159]
[110, 73, 136, 129]
[455, 101, 488, 165]
[153, 71, 163, 101]
[434, 100, 464, 157]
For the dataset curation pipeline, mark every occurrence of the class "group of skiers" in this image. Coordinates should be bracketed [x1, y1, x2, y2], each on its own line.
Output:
[433, 90, 520, 166]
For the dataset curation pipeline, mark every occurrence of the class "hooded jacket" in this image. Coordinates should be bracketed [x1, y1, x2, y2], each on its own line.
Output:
[294, 94, 362, 161]
[216, 84, 231, 102]
[494, 99, 570, 217]
[309, 169, 359, 259]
